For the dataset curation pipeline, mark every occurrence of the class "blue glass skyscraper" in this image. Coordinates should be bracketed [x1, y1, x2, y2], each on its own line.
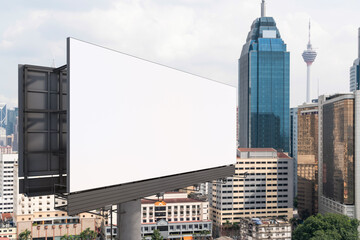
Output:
[238, 0, 290, 152]
[0, 103, 6, 129]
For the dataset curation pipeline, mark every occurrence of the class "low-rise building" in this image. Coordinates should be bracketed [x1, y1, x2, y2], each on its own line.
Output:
[140, 192, 212, 239]
[0, 213, 16, 240]
[245, 218, 291, 240]
[0, 225, 16, 239]
[16, 211, 98, 239]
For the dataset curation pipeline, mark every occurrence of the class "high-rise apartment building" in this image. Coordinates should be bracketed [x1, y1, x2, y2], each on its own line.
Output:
[350, 28, 360, 92]
[238, 0, 290, 152]
[297, 102, 318, 218]
[210, 148, 293, 233]
[318, 93, 360, 218]
[0, 153, 17, 213]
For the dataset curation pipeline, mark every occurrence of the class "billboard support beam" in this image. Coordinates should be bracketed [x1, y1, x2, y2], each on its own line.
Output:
[67, 165, 234, 215]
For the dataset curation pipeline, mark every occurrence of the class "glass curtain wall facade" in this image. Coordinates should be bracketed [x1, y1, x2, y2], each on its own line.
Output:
[297, 104, 318, 218]
[322, 99, 354, 205]
[6, 108, 18, 135]
[350, 59, 359, 92]
[0, 104, 6, 129]
[238, 17, 290, 152]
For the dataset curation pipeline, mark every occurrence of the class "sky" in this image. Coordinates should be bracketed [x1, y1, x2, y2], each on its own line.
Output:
[0, 0, 359, 108]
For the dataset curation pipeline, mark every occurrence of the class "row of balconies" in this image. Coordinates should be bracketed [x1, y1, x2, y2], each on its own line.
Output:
[33, 224, 78, 230]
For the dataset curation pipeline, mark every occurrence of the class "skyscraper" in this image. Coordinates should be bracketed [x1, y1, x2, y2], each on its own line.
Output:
[318, 93, 360, 219]
[6, 107, 18, 136]
[238, 0, 290, 152]
[0, 104, 6, 129]
[302, 21, 317, 103]
[290, 107, 298, 198]
[350, 28, 360, 92]
[297, 102, 318, 218]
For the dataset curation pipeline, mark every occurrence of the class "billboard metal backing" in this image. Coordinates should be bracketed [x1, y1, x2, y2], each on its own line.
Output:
[18, 64, 68, 196]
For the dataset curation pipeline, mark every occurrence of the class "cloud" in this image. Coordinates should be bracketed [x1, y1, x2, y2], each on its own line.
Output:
[0, 94, 17, 108]
[0, 0, 359, 108]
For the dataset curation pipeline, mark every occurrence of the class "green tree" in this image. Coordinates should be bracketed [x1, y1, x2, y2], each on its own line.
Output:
[294, 196, 298, 208]
[61, 234, 74, 240]
[151, 229, 163, 240]
[292, 213, 359, 240]
[19, 229, 31, 240]
[79, 227, 97, 240]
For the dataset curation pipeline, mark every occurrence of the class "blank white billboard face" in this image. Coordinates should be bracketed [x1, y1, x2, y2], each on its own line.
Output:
[68, 38, 236, 193]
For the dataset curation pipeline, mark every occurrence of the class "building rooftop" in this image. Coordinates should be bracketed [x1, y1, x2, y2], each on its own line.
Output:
[277, 152, 291, 159]
[250, 218, 290, 226]
[1, 213, 12, 221]
[141, 198, 204, 204]
[238, 148, 276, 152]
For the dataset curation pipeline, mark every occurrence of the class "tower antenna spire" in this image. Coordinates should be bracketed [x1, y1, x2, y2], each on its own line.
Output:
[309, 19, 311, 44]
[261, 0, 266, 17]
[302, 19, 317, 103]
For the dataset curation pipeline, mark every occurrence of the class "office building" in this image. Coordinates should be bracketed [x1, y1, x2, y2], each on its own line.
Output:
[12, 117, 18, 152]
[290, 107, 298, 198]
[238, 0, 290, 152]
[0, 128, 6, 147]
[140, 192, 211, 239]
[0, 153, 17, 213]
[297, 102, 318, 218]
[350, 28, 360, 92]
[210, 148, 293, 235]
[302, 21, 317, 103]
[318, 93, 360, 218]
[6, 108, 18, 136]
[0, 104, 6, 129]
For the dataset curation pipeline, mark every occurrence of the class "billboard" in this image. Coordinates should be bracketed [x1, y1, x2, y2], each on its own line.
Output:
[68, 38, 236, 193]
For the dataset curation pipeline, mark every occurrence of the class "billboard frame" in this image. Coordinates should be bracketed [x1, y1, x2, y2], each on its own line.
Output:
[18, 64, 68, 196]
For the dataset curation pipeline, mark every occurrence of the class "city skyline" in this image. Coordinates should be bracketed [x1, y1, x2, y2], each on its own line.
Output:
[0, 0, 359, 108]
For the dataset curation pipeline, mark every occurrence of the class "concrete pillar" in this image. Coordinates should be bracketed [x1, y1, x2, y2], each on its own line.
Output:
[117, 200, 141, 240]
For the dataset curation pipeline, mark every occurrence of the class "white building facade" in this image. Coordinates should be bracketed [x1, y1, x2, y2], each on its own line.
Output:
[140, 192, 212, 239]
[0, 153, 17, 213]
